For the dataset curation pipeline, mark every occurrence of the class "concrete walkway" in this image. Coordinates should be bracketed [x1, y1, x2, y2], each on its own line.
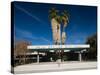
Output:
[14, 61, 97, 74]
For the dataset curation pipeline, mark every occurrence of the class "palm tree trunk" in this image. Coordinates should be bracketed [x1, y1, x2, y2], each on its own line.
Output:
[51, 18, 61, 61]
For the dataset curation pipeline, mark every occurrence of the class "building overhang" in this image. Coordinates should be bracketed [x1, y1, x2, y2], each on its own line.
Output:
[27, 44, 90, 52]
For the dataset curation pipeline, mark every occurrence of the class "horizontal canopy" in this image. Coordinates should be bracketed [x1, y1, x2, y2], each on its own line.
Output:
[27, 44, 90, 51]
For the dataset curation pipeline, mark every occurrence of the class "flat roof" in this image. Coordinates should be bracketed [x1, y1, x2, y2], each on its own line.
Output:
[27, 44, 90, 51]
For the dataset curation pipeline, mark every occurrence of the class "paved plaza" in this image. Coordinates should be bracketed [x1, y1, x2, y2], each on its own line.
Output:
[14, 61, 97, 74]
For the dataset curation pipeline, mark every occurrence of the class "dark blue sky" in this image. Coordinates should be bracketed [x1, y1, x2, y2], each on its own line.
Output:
[13, 1, 97, 45]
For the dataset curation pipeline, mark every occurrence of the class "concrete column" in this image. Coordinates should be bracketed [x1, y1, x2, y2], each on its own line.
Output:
[37, 51, 39, 63]
[79, 52, 82, 62]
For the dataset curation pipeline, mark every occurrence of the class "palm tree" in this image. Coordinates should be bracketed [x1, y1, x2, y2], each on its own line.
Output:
[61, 10, 69, 44]
[61, 10, 69, 61]
[49, 8, 59, 20]
[49, 8, 62, 61]
[61, 10, 69, 32]
[49, 8, 70, 61]
[62, 32, 66, 44]
[49, 8, 61, 45]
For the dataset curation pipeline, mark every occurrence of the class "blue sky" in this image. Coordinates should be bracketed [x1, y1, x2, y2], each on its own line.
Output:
[13, 1, 97, 45]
